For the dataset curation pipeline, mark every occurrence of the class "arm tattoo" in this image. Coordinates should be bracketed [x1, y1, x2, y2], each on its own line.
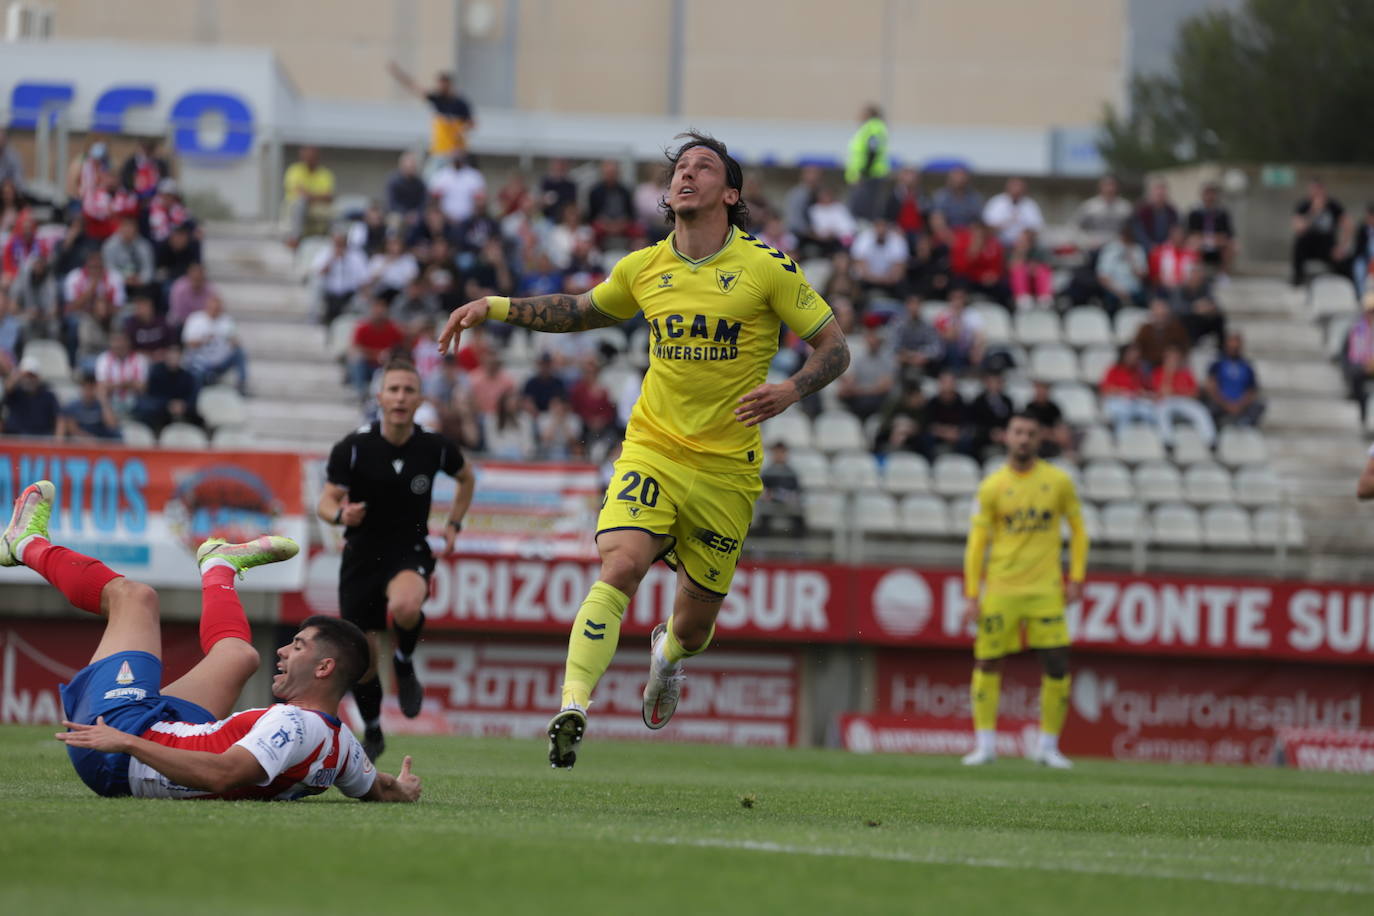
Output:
[790, 327, 850, 400]
[681, 582, 725, 604]
[504, 293, 621, 333]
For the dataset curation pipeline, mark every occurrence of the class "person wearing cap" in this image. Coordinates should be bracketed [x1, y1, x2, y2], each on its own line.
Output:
[57, 370, 120, 441]
[439, 130, 850, 769]
[2, 354, 59, 436]
[283, 146, 335, 248]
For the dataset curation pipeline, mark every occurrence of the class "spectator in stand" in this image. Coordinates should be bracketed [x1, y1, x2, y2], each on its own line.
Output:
[135, 344, 200, 433]
[82, 169, 138, 244]
[123, 294, 173, 356]
[931, 166, 984, 229]
[463, 237, 516, 303]
[0, 128, 23, 189]
[493, 172, 532, 222]
[1075, 175, 1134, 251]
[546, 202, 594, 271]
[1099, 343, 1156, 437]
[93, 330, 148, 418]
[57, 370, 121, 441]
[347, 297, 404, 401]
[949, 219, 1008, 306]
[535, 396, 580, 460]
[67, 142, 108, 217]
[568, 354, 616, 429]
[2, 355, 58, 436]
[348, 202, 388, 255]
[783, 165, 823, 256]
[892, 294, 944, 385]
[119, 139, 168, 205]
[845, 104, 890, 220]
[633, 163, 669, 243]
[453, 191, 501, 256]
[933, 287, 986, 373]
[522, 351, 568, 413]
[850, 218, 909, 299]
[1149, 224, 1201, 306]
[885, 167, 930, 246]
[982, 177, 1044, 248]
[386, 63, 475, 168]
[926, 369, 975, 456]
[1351, 204, 1374, 299]
[11, 247, 60, 341]
[1292, 179, 1349, 287]
[822, 252, 862, 305]
[807, 186, 856, 254]
[907, 213, 952, 299]
[313, 230, 370, 326]
[1186, 182, 1235, 276]
[756, 440, 805, 537]
[385, 152, 429, 224]
[0, 289, 21, 370]
[539, 158, 579, 222]
[102, 216, 156, 303]
[365, 233, 420, 303]
[52, 215, 93, 278]
[874, 386, 933, 460]
[838, 314, 897, 420]
[283, 146, 335, 248]
[1023, 378, 1076, 459]
[1203, 331, 1265, 429]
[1343, 293, 1374, 417]
[1134, 179, 1179, 251]
[1094, 224, 1148, 314]
[1008, 229, 1055, 310]
[517, 248, 564, 298]
[2, 210, 44, 285]
[970, 370, 1014, 456]
[1133, 298, 1192, 369]
[1150, 344, 1216, 447]
[182, 295, 248, 395]
[470, 348, 519, 418]
[75, 297, 118, 374]
[64, 249, 126, 322]
[586, 159, 641, 245]
[0, 178, 23, 236]
[1175, 268, 1226, 347]
[147, 179, 192, 243]
[482, 389, 535, 460]
[407, 203, 457, 253]
[429, 152, 487, 228]
[166, 262, 217, 330]
[155, 222, 201, 289]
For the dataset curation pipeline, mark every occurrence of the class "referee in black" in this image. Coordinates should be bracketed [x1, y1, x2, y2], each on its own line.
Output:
[318, 358, 475, 761]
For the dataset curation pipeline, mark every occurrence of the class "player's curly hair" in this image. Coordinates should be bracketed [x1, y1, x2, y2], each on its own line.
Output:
[301, 615, 370, 691]
[658, 130, 751, 231]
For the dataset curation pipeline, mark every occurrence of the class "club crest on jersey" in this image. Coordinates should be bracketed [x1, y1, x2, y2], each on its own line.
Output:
[410, 474, 431, 495]
[627, 505, 642, 519]
[715, 268, 743, 293]
[115, 660, 135, 685]
[658, 273, 674, 288]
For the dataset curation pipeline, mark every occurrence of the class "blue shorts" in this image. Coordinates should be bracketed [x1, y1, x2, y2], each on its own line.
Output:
[59, 650, 215, 797]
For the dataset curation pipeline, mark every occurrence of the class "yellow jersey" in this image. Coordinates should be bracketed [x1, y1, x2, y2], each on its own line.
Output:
[964, 459, 1088, 599]
[590, 227, 834, 472]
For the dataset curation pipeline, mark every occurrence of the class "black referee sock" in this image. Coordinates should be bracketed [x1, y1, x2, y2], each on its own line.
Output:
[353, 676, 383, 729]
[394, 613, 425, 663]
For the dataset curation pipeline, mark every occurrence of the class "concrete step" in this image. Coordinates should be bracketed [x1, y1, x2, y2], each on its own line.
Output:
[1266, 394, 1362, 431]
[245, 398, 362, 443]
[1252, 359, 1344, 397]
[238, 320, 331, 360]
[219, 280, 313, 320]
[253, 360, 354, 402]
[1238, 319, 1324, 356]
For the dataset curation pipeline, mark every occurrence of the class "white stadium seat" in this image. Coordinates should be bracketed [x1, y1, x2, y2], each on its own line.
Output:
[948, 497, 974, 535]
[901, 494, 950, 536]
[813, 411, 865, 452]
[1049, 457, 1083, 489]
[830, 450, 882, 492]
[1171, 427, 1212, 466]
[1253, 507, 1305, 548]
[1203, 505, 1253, 547]
[1132, 462, 1183, 503]
[21, 339, 70, 382]
[627, 326, 651, 369]
[1150, 503, 1203, 546]
[803, 492, 845, 530]
[1232, 466, 1282, 507]
[1116, 424, 1165, 463]
[1101, 501, 1146, 543]
[1079, 425, 1115, 461]
[882, 452, 931, 495]
[1077, 346, 1116, 386]
[1183, 463, 1234, 505]
[328, 314, 356, 359]
[762, 411, 813, 450]
[970, 303, 1012, 344]
[1084, 460, 1134, 502]
[119, 421, 157, 448]
[787, 449, 830, 490]
[920, 301, 947, 325]
[1064, 307, 1113, 348]
[1050, 382, 1099, 426]
[1113, 308, 1147, 344]
[197, 385, 247, 430]
[1217, 427, 1268, 466]
[932, 454, 981, 497]
[294, 235, 331, 283]
[159, 422, 210, 449]
[801, 258, 832, 292]
[212, 427, 255, 449]
[1015, 309, 1062, 346]
[1310, 274, 1356, 318]
[1030, 345, 1079, 384]
[1326, 315, 1354, 360]
[854, 492, 901, 534]
[1073, 502, 1103, 541]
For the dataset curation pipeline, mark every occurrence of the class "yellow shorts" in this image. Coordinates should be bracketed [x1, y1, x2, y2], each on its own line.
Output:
[596, 442, 762, 595]
[973, 592, 1070, 660]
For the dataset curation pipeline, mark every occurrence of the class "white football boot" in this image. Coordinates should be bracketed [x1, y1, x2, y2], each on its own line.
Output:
[641, 623, 686, 730]
[960, 747, 997, 766]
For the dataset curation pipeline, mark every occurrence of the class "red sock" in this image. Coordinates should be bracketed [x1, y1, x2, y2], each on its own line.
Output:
[22, 538, 121, 616]
[199, 564, 251, 654]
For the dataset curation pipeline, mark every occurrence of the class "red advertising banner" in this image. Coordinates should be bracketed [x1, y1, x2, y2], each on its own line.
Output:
[287, 555, 1374, 664]
[0, 619, 206, 725]
[848, 650, 1374, 765]
[0, 442, 306, 590]
[1276, 728, 1374, 773]
[351, 636, 800, 747]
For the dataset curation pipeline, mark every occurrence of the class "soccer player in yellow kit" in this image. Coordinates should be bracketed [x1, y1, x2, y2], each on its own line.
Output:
[961, 411, 1088, 769]
[437, 132, 850, 767]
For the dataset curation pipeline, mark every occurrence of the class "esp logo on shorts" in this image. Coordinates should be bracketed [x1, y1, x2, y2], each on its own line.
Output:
[692, 527, 739, 556]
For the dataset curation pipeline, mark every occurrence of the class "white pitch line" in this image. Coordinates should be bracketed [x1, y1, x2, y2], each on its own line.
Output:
[632, 836, 1374, 896]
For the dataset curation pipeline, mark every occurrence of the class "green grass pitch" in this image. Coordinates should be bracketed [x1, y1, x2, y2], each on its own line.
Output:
[1, 726, 1371, 915]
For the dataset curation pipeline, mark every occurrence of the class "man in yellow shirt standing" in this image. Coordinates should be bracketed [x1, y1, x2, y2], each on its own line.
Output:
[387, 62, 476, 172]
[437, 132, 850, 768]
[961, 411, 1088, 769]
[283, 146, 335, 249]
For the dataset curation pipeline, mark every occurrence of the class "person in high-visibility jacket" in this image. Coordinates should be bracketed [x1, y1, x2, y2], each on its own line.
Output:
[845, 104, 890, 220]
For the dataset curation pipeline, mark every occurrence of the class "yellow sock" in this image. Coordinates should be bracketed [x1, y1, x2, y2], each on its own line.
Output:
[971, 669, 1001, 732]
[561, 581, 630, 709]
[663, 615, 714, 665]
[1040, 674, 1071, 737]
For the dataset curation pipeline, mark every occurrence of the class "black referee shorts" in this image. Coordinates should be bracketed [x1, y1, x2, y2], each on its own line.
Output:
[338, 541, 435, 632]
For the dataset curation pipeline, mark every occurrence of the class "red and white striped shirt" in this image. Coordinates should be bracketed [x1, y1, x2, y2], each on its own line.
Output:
[130, 704, 376, 801]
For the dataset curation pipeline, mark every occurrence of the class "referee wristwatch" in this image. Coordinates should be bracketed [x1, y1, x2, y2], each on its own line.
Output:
[333, 507, 344, 525]
[447, 520, 462, 533]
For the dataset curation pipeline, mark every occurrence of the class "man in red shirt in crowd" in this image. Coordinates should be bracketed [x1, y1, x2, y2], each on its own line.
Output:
[1149, 345, 1216, 447]
[349, 297, 405, 401]
[950, 219, 1008, 306]
[1099, 343, 1156, 438]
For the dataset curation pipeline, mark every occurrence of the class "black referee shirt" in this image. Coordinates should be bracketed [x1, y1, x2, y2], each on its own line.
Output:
[326, 423, 465, 551]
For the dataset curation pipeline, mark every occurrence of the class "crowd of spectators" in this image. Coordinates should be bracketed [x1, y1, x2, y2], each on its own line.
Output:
[0, 137, 241, 440]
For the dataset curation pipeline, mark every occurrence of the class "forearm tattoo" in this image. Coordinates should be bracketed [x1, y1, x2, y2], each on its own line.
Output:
[506, 294, 619, 333]
[791, 329, 850, 399]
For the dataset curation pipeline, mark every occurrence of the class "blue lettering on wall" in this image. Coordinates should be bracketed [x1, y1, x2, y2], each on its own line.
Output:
[92, 85, 156, 134]
[170, 92, 254, 159]
[8, 82, 73, 129]
[64, 457, 89, 534]
[91, 458, 120, 533]
[122, 460, 148, 533]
